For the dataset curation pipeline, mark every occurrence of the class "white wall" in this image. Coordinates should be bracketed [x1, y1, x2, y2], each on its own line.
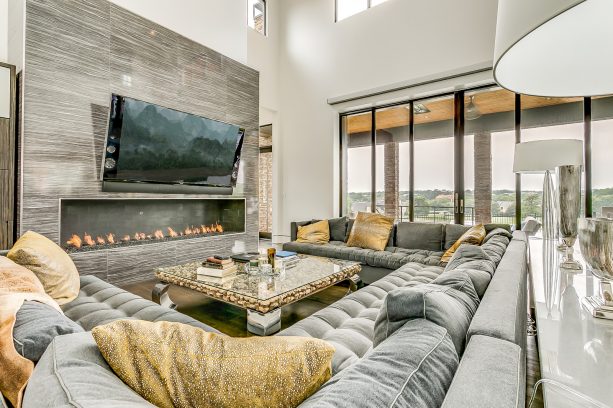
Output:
[110, 0, 248, 64]
[275, 0, 499, 239]
[0, 0, 7, 62]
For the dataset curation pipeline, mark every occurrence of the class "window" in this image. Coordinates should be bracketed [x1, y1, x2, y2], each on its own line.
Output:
[464, 88, 516, 226]
[336, 0, 389, 22]
[340, 87, 603, 229]
[591, 96, 613, 217]
[520, 96, 583, 222]
[342, 111, 373, 218]
[248, 0, 266, 35]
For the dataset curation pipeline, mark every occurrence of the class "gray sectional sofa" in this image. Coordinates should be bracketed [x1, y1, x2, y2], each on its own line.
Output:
[285, 218, 512, 284]
[281, 220, 528, 407]
[2, 222, 529, 407]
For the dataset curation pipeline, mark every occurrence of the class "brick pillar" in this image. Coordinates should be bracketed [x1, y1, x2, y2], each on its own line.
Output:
[474, 132, 492, 224]
[384, 141, 399, 219]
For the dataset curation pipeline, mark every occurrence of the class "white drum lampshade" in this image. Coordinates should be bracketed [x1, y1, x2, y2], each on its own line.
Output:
[513, 139, 584, 173]
[494, 0, 613, 97]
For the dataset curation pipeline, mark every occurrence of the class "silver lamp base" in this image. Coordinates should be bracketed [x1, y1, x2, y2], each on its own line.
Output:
[582, 296, 613, 320]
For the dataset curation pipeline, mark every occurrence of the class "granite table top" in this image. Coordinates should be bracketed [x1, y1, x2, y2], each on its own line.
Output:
[155, 255, 361, 314]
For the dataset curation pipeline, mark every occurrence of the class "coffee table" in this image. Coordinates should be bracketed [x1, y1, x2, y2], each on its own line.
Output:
[153, 255, 361, 335]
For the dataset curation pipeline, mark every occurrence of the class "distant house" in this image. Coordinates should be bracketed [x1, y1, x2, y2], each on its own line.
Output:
[497, 201, 515, 213]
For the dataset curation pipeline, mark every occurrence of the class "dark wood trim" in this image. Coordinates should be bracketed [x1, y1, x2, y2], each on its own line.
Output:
[0, 62, 17, 249]
[408, 101, 415, 222]
[339, 115, 345, 217]
[370, 108, 376, 213]
[454, 92, 465, 224]
[259, 146, 272, 154]
[584, 97, 592, 218]
[515, 93, 522, 230]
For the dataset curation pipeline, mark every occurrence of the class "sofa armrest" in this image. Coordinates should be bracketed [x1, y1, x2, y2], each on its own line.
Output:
[442, 335, 524, 408]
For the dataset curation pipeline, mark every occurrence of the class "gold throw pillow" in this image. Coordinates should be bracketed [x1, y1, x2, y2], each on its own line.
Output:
[346, 212, 394, 251]
[92, 320, 335, 408]
[296, 220, 330, 244]
[441, 224, 486, 264]
[7, 231, 80, 305]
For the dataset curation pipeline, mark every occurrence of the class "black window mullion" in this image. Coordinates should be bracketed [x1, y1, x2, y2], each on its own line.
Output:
[584, 97, 592, 217]
[515, 93, 521, 230]
[409, 101, 415, 222]
[371, 108, 376, 213]
[454, 92, 465, 224]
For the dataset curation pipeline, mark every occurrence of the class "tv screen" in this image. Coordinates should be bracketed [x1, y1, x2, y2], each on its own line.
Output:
[102, 94, 245, 188]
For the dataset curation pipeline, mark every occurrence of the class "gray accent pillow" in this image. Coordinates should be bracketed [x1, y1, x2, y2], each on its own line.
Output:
[328, 216, 347, 242]
[23, 332, 154, 407]
[299, 319, 459, 408]
[396, 222, 444, 251]
[483, 227, 513, 244]
[14, 301, 84, 363]
[374, 283, 478, 355]
[344, 219, 355, 242]
[444, 244, 496, 276]
[444, 224, 470, 250]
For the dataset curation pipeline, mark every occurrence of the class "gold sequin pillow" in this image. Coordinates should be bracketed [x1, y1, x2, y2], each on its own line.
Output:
[296, 220, 330, 244]
[440, 223, 486, 264]
[346, 212, 394, 251]
[92, 320, 335, 408]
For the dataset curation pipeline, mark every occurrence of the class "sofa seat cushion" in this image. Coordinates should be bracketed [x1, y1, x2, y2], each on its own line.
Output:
[283, 241, 443, 272]
[23, 332, 155, 408]
[61, 276, 218, 333]
[277, 262, 444, 373]
[299, 319, 459, 408]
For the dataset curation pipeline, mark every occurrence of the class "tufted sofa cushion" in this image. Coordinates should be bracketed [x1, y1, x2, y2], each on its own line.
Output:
[61, 276, 218, 333]
[277, 261, 444, 373]
[282, 241, 443, 272]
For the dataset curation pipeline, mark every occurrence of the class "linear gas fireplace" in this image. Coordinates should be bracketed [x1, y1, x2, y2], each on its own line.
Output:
[60, 198, 245, 253]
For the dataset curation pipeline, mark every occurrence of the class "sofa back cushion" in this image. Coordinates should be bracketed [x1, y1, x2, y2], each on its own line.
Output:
[374, 283, 479, 355]
[328, 217, 348, 242]
[396, 222, 445, 251]
[444, 244, 496, 276]
[444, 223, 511, 250]
[14, 301, 83, 363]
[299, 319, 459, 408]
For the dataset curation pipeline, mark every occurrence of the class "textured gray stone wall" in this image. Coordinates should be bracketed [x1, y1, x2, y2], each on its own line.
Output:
[20, 0, 259, 285]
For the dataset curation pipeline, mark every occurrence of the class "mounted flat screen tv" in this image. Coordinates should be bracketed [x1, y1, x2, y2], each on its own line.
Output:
[101, 94, 245, 193]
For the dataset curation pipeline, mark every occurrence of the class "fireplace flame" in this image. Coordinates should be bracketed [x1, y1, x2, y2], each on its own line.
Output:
[66, 234, 82, 249]
[65, 221, 226, 251]
[83, 233, 95, 247]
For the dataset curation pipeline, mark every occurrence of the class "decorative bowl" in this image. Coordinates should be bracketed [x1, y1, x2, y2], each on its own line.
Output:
[578, 217, 613, 280]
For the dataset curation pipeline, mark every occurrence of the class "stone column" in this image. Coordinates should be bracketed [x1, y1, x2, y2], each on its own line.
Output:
[474, 132, 492, 224]
[384, 141, 399, 219]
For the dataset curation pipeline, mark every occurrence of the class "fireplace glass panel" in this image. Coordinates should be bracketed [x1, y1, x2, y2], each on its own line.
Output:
[60, 198, 245, 252]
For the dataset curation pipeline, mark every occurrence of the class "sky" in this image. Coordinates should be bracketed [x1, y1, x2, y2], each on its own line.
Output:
[348, 120, 613, 193]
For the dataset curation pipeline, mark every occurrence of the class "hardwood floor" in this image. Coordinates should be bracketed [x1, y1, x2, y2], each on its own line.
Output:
[121, 279, 544, 406]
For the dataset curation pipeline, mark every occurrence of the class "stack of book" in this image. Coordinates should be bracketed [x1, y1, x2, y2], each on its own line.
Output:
[197, 257, 237, 280]
[276, 251, 299, 269]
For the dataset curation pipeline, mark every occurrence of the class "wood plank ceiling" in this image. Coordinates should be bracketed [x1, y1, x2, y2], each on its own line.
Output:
[346, 88, 582, 134]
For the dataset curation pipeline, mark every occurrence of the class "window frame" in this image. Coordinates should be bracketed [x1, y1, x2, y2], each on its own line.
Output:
[339, 85, 594, 230]
[335, 0, 386, 22]
[248, 0, 267, 36]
